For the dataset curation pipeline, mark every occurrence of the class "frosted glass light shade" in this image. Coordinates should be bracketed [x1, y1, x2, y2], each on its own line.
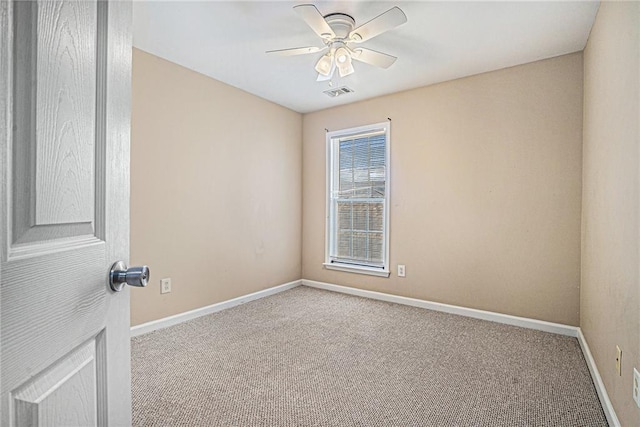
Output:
[315, 54, 333, 76]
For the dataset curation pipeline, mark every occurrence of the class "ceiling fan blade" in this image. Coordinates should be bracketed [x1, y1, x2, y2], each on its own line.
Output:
[266, 46, 324, 56]
[293, 4, 335, 40]
[351, 48, 397, 69]
[349, 7, 407, 43]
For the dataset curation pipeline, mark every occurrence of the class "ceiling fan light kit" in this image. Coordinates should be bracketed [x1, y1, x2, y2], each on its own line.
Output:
[335, 47, 349, 64]
[267, 4, 407, 85]
[315, 53, 333, 75]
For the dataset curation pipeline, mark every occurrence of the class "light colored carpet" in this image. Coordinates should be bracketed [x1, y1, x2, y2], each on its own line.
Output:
[131, 286, 607, 426]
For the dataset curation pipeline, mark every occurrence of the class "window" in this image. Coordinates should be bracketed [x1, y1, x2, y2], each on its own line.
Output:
[325, 122, 390, 277]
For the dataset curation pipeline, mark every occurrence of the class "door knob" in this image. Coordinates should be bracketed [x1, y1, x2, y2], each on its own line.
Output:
[109, 261, 150, 292]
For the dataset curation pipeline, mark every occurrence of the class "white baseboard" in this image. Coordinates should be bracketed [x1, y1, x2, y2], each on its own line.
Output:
[577, 329, 621, 427]
[130, 276, 618, 424]
[301, 279, 579, 337]
[130, 280, 301, 337]
[302, 279, 621, 423]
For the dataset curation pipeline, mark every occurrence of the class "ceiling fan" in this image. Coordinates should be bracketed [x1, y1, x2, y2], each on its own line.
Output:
[267, 4, 407, 81]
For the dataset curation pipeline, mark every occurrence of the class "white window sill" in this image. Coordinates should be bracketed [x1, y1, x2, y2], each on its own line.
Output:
[323, 262, 390, 278]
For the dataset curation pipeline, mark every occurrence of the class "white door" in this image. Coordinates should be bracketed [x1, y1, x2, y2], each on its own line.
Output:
[1, 1, 133, 425]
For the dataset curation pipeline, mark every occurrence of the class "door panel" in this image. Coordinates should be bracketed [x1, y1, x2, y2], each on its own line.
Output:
[13, 338, 101, 426]
[33, 1, 97, 226]
[1, 1, 132, 426]
[11, 0, 102, 251]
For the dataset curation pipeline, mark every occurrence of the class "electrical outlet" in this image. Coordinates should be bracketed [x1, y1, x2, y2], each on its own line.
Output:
[160, 278, 172, 294]
[633, 368, 640, 408]
[398, 264, 406, 277]
[615, 346, 622, 376]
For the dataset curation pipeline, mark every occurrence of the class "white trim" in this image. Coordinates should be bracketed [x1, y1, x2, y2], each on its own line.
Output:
[301, 280, 623, 420]
[577, 329, 621, 427]
[301, 279, 578, 337]
[130, 276, 619, 424]
[325, 121, 391, 275]
[323, 262, 390, 277]
[130, 280, 301, 337]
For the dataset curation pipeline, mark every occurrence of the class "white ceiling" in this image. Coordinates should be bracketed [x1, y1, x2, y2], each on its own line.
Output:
[133, 1, 599, 114]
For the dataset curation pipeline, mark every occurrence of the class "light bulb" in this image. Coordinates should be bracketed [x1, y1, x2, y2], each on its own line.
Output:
[335, 47, 349, 64]
[335, 47, 354, 77]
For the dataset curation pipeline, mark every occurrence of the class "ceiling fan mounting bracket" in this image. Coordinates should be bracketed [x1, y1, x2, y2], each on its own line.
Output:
[323, 13, 356, 40]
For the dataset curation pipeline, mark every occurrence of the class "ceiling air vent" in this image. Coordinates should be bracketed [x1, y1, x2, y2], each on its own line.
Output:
[323, 86, 354, 98]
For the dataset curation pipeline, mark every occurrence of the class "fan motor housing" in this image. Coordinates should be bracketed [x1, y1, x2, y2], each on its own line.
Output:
[324, 13, 355, 39]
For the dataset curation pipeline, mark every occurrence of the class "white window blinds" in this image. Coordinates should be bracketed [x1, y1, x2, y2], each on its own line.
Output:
[328, 126, 388, 270]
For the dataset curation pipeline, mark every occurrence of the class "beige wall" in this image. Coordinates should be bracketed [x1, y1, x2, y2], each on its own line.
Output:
[131, 12, 640, 420]
[303, 53, 584, 326]
[582, 2, 640, 425]
[130, 49, 302, 326]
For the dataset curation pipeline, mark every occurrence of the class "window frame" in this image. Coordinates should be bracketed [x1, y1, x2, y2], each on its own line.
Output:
[324, 121, 391, 278]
